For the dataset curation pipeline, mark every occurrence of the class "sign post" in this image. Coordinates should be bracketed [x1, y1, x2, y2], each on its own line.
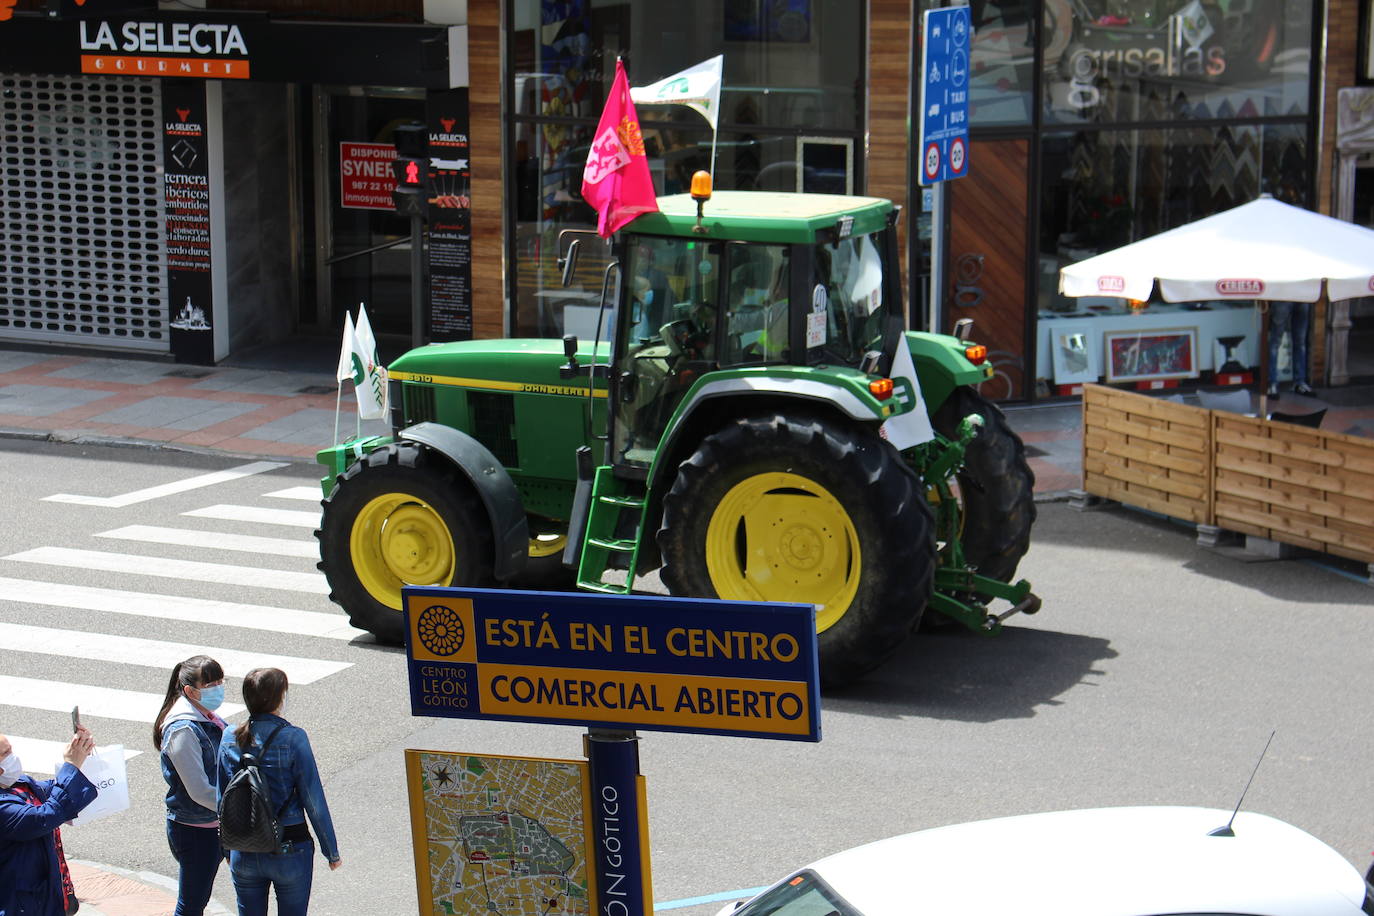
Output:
[402, 586, 821, 916]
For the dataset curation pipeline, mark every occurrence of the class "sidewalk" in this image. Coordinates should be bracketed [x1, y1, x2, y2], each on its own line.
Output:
[0, 346, 1087, 497]
[4, 346, 1371, 501]
[68, 860, 232, 916]
[0, 348, 393, 462]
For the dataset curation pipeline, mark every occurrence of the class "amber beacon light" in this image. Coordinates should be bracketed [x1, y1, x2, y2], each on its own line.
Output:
[690, 170, 713, 234]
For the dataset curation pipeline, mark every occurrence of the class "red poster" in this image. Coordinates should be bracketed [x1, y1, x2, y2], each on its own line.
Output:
[340, 142, 398, 210]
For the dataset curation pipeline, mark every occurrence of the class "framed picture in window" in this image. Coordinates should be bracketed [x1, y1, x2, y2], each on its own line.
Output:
[1050, 324, 1098, 384]
[1104, 327, 1199, 383]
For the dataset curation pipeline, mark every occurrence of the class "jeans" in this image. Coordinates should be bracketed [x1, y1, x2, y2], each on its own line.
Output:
[1268, 300, 1311, 386]
[228, 840, 315, 916]
[165, 819, 223, 916]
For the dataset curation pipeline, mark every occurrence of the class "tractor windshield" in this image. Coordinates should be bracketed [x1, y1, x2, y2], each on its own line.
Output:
[811, 232, 889, 367]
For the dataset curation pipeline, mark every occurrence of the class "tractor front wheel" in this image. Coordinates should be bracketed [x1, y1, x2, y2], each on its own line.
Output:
[316, 443, 493, 643]
[658, 412, 935, 687]
[933, 387, 1036, 583]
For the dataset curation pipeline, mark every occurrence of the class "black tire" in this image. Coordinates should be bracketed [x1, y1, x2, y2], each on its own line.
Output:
[658, 411, 935, 687]
[507, 532, 577, 591]
[316, 443, 493, 644]
[932, 387, 1036, 583]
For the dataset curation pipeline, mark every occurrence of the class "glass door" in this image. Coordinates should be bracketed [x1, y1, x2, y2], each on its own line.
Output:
[313, 86, 426, 350]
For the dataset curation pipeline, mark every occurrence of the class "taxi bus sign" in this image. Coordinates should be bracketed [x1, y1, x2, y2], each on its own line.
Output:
[403, 586, 821, 742]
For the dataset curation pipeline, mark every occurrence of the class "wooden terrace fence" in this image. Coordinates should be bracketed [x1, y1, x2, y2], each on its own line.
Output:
[1081, 384, 1374, 567]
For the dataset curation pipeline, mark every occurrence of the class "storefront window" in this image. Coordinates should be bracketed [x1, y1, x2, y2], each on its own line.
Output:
[508, 0, 865, 338]
[1041, 0, 1313, 125]
[1035, 123, 1308, 392]
[919, 0, 1035, 126]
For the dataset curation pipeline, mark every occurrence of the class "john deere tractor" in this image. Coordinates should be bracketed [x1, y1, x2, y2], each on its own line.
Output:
[315, 185, 1039, 686]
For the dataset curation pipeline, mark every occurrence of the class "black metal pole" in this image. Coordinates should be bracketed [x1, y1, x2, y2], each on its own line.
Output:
[411, 213, 424, 350]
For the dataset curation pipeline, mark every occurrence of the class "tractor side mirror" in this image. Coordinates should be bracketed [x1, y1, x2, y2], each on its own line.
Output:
[559, 239, 582, 288]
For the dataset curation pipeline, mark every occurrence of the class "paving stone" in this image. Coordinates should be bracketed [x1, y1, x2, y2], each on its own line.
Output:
[0, 384, 116, 416]
[87, 395, 259, 430]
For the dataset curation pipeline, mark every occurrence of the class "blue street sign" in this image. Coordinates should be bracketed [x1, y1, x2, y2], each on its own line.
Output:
[403, 586, 822, 742]
[918, 5, 971, 185]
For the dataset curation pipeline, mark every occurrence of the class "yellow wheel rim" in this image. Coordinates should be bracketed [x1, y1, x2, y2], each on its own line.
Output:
[529, 533, 568, 558]
[350, 492, 456, 610]
[704, 472, 860, 632]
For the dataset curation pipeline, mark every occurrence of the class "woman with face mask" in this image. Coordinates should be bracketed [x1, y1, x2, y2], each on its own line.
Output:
[0, 726, 98, 916]
[154, 655, 228, 916]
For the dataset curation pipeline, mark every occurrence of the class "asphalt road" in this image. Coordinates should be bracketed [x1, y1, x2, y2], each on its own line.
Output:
[1, 438, 1371, 916]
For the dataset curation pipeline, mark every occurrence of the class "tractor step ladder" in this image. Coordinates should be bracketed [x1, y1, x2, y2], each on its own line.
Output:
[575, 467, 648, 595]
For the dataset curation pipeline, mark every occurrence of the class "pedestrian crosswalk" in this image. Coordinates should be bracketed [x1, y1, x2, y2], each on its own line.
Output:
[0, 460, 365, 777]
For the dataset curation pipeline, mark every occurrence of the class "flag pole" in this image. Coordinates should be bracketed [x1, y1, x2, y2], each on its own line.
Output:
[333, 383, 342, 446]
[709, 127, 719, 181]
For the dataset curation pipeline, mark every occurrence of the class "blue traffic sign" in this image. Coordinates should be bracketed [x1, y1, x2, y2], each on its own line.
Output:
[918, 5, 971, 185]
[402, 586, 822, 741]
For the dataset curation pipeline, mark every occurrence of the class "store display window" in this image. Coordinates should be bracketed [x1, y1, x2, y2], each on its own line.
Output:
[1035, 122, 1309, 392]
[506, 0, 865, 338]
[1041, 0, 1314, 125]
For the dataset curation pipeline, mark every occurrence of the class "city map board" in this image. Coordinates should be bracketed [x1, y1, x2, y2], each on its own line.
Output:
[403, 586, 821, 742]
[406, 750, 602, 916]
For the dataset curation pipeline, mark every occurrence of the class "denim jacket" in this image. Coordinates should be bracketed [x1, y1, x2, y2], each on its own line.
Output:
[161, 698, 223, 825]
[216, 715, 339, 862]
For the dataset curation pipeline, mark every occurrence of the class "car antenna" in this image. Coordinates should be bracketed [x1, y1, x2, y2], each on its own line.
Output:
[1209, 729, 1276, 837]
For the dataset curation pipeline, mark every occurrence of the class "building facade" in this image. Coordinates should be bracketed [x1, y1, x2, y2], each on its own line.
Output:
[0, 0, 1368, 396]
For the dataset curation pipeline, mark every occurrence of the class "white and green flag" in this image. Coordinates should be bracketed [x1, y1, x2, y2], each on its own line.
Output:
[338, 304, 388, 420]
[879, 339, 935, 450]
[631, 55, 723, 130]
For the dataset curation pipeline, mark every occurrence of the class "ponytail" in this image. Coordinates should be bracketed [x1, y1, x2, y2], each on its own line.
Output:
[235, 667, 289, 749]
[153, 655, 224, 749]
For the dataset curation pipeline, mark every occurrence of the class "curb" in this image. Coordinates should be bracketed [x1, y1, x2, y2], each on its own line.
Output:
[0, 426, 318, 465]
[69, 859, 232, 916]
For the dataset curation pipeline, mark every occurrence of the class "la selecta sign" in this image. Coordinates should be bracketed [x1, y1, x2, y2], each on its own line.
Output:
[403, 586, 822, 741]
[340, 142, 398, 210]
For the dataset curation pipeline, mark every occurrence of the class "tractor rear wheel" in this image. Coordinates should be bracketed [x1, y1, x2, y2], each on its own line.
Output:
[932, 387, 1036, 583]
[316, 443, 493, 643]
[658, 411, 935, 687]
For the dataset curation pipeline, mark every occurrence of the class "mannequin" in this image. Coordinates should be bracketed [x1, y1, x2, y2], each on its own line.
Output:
[1266, 301, 1314, 398]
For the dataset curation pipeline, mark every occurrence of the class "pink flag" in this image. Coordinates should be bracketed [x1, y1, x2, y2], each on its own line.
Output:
[581, 59, 659, 238]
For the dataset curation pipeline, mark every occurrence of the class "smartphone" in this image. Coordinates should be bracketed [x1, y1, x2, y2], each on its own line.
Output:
[71, 706, 80, 733]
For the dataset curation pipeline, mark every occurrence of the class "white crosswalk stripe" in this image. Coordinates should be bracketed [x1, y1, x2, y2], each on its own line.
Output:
[44, 461, 288, 507]
[0, 622, 352, 684]
[96, 525, 319, 559]
[264, 487, 324, 502]
[183, 504, 321, 528]
[0, 675, 246, 722]
[0, 577, 359, 639]
[4, 547, 328, 594]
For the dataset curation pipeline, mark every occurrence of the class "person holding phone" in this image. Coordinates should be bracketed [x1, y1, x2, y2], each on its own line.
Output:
[0, 726, 98, 916]
[217, 668, 340, 916]
[154, 655, 228, 916]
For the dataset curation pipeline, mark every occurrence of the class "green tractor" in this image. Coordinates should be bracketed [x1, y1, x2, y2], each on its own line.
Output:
[315, 188, 1039, 687]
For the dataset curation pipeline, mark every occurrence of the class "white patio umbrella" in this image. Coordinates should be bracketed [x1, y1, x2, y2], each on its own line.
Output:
[1059, 196, 1374, 302]
[1058, 195, 1374, 412]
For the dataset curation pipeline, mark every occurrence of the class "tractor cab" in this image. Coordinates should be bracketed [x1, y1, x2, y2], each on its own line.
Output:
[606, 188, 903, 471]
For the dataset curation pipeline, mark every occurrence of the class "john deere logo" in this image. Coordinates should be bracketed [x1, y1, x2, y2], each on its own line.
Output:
[416, 604, 466, 656]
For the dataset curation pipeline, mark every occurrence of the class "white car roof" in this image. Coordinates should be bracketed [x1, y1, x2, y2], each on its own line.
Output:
[807, 807, 1368, 916]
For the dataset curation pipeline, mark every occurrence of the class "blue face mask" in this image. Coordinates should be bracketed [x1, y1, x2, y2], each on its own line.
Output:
[198, 684, 225, 711]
